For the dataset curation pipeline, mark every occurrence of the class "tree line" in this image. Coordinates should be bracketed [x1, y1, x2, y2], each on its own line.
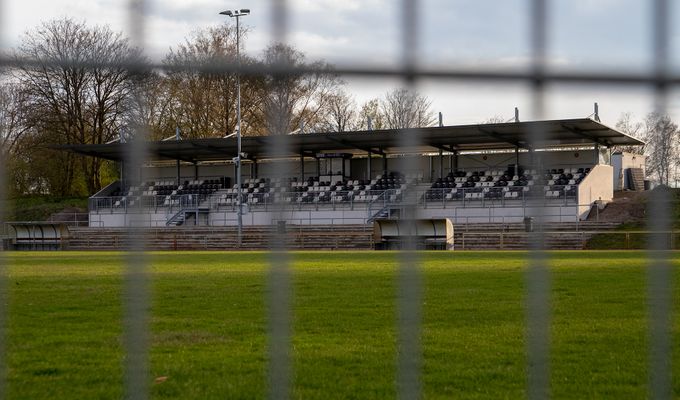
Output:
[614, 112, 680, 186]
[0, 18, 436, 197]
[6, 19, 674, 197]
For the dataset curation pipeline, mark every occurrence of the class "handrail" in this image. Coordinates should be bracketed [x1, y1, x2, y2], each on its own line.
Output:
[367, 189, 394, 219]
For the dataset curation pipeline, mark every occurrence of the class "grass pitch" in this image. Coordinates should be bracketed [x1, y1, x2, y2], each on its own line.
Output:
[4, 251, 677, 399]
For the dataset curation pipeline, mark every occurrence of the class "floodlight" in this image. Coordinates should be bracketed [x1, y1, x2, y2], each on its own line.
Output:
[219, 10, 233, 16]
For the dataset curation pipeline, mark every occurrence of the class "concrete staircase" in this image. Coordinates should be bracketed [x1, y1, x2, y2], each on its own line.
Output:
[628, 168, 645, 191]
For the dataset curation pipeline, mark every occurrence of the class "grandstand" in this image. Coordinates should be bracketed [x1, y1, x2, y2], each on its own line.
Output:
[64, 118, 643, 236]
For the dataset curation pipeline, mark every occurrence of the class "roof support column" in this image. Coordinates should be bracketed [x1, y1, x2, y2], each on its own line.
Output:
[515, 147, 520, 175]
[300, 154, 305, 182]
[367, 151, 372, 181]
[382, 153, 387, 175]
[439, 148, 444, 179]
[316, 156, 321, 177]
[233, 163, 238, 186]
[194, 162, 199, 181]
[594, 143, 600, 165]
[251, 159, 257, 179]
[452, 151, 458, 172]
[176, 126, 181, 187]
[342, 158, 346, 179]
[176, 160, 181, 187]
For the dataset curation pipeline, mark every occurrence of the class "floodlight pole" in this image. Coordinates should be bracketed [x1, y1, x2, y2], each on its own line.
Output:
[221, 8, 250, 246]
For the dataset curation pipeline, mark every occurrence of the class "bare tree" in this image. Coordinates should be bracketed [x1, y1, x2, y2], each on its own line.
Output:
[644, 112, 679, 185]
[0, 82, 27, 155]
[163, 24, 265, 138]
[15, 18, 142, 194]
[125, 71, 179, 141]
[380, 88, 436, 129]
[614, 112, 646, 155]
[356, 98, 385, 131]
[261, 43, 341, 135]
[0, 82, 38, 195]
[315, 89, 358, 132]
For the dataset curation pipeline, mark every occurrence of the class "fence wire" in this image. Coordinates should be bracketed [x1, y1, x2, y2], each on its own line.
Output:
[123, 2, 150, 399]
[0, 1, 8, 399]
[648, 1, 672, 399]
[525, 1, 551, 398]
[0, 0, 676, 398]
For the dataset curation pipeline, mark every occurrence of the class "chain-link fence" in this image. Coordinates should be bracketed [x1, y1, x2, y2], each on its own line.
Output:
[0, 0, 676, 399]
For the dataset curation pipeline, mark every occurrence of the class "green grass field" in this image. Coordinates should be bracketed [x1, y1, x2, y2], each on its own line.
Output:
[4, 251, 680, 399]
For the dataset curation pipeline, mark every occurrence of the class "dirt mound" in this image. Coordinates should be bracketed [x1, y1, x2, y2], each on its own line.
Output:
[587, 191, 646, 224]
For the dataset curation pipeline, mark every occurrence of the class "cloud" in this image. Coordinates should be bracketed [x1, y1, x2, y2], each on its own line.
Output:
[1, 0, 669, 123]
[291, 0, 363, 13]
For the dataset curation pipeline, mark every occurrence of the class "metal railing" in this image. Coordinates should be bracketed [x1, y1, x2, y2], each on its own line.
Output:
[89, 185, 581, 213]
[419, 185, 578, 207]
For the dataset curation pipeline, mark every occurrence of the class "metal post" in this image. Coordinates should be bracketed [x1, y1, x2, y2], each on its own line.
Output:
[194, 163, 198, 181]
[236, 13, 243, 245]
[515, 107, 520, 123]
[439, 149, 443, 179]
[300, 155, 305, 181]
[175, 127, 181, 187]
[367, 151, 372, 180]
[382, 153, 387, 174]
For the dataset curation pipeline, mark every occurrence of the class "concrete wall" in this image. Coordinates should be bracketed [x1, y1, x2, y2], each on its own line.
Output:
[419, 205, 579, 224]
[577, 164, 614, 219]
[90, 211, 169, 228]
[92, 204, 581, 227]
[612, 152, 646, 191]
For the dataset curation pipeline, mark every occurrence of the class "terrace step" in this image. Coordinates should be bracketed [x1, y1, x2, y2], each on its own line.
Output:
[66, 225, 375, 251]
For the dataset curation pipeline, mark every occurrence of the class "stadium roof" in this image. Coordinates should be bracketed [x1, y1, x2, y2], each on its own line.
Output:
[59, 118, 644, 163]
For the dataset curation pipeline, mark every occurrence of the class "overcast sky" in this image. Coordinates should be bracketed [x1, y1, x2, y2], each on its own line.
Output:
[3, 0, 680, 128]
